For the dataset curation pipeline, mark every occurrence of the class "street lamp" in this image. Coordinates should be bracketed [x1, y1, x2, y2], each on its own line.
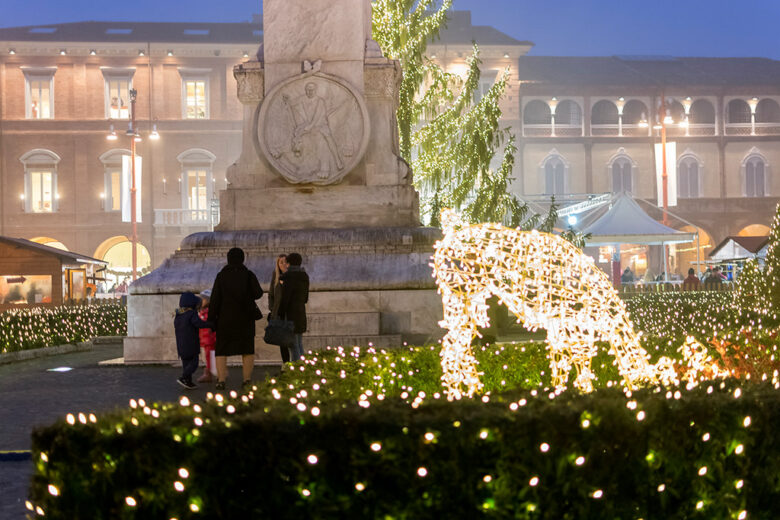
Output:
[106, 89, 159, 282]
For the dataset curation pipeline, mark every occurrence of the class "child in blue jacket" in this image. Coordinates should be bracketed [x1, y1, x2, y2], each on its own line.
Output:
[174, 292, 213, 389]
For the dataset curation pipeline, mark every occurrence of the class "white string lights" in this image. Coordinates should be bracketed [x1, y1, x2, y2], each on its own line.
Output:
[432, 209, 660, 399]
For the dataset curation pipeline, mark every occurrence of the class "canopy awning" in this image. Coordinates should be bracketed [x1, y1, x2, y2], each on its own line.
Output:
[582, 193, 696, 246]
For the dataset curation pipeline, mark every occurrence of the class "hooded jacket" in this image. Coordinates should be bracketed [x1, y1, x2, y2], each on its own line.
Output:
[174, 292, 213, 358]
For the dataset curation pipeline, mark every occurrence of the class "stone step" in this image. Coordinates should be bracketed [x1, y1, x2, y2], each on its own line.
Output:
[305, 312, 380, 336]
[302, 334, 402, 351]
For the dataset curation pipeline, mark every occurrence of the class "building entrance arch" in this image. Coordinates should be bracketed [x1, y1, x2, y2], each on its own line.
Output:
[94, 236, 151, 289]
[30, 236, 68, 251]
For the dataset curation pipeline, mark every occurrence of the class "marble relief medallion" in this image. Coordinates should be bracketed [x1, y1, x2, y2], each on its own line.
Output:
[257, 69, 370, 185]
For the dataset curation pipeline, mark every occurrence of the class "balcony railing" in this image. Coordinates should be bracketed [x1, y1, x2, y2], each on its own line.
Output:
[154, 208, 218, 229]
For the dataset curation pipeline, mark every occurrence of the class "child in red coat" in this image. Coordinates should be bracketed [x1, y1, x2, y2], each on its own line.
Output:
[197, 289, 217, 383]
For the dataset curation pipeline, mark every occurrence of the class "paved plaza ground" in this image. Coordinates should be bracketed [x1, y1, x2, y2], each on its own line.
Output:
[0, 344, 279, 519]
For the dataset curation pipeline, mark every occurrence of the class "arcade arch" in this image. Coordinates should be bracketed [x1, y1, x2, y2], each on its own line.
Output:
[30, 236, 68, 251]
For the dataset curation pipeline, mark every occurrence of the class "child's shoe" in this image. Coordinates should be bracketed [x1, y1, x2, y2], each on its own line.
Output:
[177, 377, 197, 390]
[215, 381, 226, 391]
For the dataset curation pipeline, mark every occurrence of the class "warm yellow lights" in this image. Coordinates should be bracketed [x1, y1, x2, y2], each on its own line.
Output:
[432, 209, 658, 399]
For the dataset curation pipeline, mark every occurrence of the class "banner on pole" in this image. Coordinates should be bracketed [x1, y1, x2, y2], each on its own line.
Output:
[121, 155, 142, 223]
[654, 142, 677, 207]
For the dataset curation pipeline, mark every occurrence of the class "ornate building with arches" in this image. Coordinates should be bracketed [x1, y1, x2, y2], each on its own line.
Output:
[514, 56, 780, 276]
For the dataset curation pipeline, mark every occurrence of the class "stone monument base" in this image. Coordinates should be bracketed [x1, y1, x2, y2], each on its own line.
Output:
[123, 227, 444, 364]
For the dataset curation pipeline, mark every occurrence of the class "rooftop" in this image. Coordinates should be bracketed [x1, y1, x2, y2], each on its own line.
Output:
[0, 11, 530, 48]
[0, 21, 263, 44]
[517, 56, 780, 87]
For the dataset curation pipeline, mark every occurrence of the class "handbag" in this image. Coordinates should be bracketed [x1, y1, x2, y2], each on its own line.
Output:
[264, 318, 294, 346]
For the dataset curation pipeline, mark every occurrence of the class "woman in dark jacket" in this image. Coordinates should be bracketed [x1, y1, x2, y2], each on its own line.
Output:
[268, 254, 290, 363]
[210, 247, 263, 390]
[278, 252, 309, 361]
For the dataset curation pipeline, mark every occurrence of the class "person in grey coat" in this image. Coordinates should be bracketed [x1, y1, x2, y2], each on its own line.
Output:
[210, 247, 263, 390]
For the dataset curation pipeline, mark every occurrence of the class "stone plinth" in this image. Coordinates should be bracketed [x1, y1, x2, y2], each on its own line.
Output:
[124, 227, 444, 364]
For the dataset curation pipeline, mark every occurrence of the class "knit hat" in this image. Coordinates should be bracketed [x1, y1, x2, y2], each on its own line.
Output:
[200, 289, 212, 298]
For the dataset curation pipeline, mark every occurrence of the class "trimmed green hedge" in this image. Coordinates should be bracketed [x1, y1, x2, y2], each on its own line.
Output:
[0, 304, 126, 354]
[30, 380, 780, 519]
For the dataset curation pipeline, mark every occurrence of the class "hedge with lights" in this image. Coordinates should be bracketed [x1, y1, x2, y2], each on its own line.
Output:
[0, 304, 126, 354]
[29, 379, 780, 519]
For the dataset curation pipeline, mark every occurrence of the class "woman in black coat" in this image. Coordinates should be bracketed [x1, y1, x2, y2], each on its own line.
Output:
[278, 252, 309, 361]
[210, 247, 263, 390]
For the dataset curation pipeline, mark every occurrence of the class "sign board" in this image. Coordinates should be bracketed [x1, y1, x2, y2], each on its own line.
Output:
[654, 142, 677, 208]
[121, 155, 142, 222]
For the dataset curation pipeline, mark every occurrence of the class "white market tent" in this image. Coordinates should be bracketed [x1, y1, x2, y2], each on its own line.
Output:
[709, 236, 769, 263]
[581, 193, 696, 246]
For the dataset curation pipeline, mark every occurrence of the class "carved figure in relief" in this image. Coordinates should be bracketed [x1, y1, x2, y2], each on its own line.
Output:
[260, 70, 368, 186]
[282, 82, 344, 175]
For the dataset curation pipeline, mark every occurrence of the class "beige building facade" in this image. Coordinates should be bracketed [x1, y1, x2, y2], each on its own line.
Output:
[2, 15, 779, 283]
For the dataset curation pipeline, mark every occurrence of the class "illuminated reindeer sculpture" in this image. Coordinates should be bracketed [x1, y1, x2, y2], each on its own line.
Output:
[432, 209, 664, 400]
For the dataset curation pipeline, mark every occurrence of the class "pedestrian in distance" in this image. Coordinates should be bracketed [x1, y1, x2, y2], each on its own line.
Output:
[210, 247, 264, 391]
[268, 254, 291, 363]
[174, 292, 214, 390]
[196, 289, 217, 383]
[683, 267, 701, 291]
[279, 252, 309, 362]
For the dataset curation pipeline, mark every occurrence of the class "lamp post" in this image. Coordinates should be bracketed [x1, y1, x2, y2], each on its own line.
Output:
[639, 93, 687, 281]
[107, 89, 159, 282]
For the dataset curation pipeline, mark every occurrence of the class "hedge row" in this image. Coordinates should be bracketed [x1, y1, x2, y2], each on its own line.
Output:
[0, 304, 126, 353]
[30, 380, 780, 519]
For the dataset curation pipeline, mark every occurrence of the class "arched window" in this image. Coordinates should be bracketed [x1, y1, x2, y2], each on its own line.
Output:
[727, 99, 751, 124]
[622, 100, 647, 124]
[178, 149, 216, 221]
[678, 154, 702, 198]
[523, 100, 551, 125]
[99, 149, 131, 212]
[755, 99, 780, 123]
[541, 152, 568, 195]
[20, 149, 60, 213]
[667, 100, 685, 123]
[554, 100, 582, 126]
[689, 99, 715, 124]
[743, 151, 768, 197]
[608, 150, 635, 193]
[591, 100, 618, 125]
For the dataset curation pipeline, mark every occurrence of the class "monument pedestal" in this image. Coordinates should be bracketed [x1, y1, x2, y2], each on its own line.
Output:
[124, 227, 443, 364]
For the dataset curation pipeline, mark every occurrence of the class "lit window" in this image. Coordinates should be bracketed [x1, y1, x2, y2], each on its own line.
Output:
[100, 149, 131, 212]
[183, 79, 209, 119]
[102, 69, 134, 119]
[178, 149, 216, 224]
[30, 170, 54, 212]
[23, 69, 56, 119]
[20, 149, 60, 213]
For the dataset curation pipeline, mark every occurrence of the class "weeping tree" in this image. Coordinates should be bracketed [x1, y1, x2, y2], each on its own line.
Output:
[372, 0, 523, 225]
[371, 1, 587, 248]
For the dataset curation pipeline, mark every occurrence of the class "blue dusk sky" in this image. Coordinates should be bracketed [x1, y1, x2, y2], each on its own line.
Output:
[2, 0, 779, 59]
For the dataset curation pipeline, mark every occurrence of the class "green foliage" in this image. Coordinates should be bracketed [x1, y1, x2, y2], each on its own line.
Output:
[758, 202, 780, 311]
[30, 378, 780, 519]
[0, 304, 126, 353]
[736, 259, 763, 312]
[624, 291, 778, 349]
[372, 1, 522, 226]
